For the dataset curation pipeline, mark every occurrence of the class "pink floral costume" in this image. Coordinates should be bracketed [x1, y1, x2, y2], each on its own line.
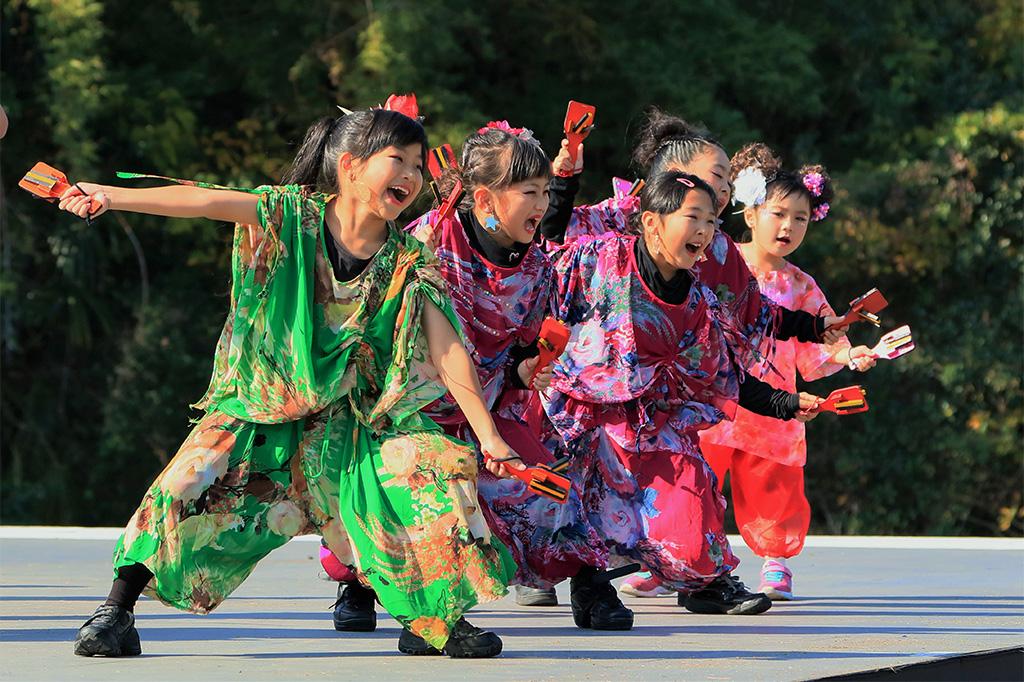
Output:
[700, 256, 850, 558]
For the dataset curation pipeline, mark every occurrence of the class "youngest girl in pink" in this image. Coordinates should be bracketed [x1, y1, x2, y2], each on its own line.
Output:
[698, 144, 875, 600]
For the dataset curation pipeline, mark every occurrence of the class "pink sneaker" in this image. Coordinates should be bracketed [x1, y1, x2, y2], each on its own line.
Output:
[619, 572, 675, 597]
[759, 560, 794, 600]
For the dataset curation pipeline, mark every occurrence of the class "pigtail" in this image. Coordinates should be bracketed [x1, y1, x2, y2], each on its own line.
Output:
[436, 165, 473, 212]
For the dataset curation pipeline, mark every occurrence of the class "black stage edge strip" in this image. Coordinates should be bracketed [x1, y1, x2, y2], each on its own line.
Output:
[813, 646, 1024, 682]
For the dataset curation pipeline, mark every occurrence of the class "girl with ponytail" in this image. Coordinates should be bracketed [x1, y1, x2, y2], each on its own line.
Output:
[61, 96, 519, 660]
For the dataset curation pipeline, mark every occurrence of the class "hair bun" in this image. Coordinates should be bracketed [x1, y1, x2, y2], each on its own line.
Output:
[632, 107, 711, 170]
[729, 142, 782, 182]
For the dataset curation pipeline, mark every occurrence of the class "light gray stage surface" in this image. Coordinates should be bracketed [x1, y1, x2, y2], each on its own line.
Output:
[1, 529, 1021, 681]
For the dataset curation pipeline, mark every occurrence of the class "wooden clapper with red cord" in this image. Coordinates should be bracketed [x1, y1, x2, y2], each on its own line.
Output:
[867, 325, 915, 361]
[484, 318, 574, 503]
[560, 101, 596, 177]
[812, 386, 870, 415]
[528, 317, 571, 389]
[19, 162, 103, 221]
[830, 288, 889, 329]
[612, 176, 645, 201]
[426, 143, 463, 223]
[483, 451, 573, 504]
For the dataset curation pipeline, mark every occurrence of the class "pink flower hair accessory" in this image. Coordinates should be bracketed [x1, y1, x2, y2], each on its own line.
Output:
[477, 120, 539, 145]
[803, 171, 825, 197]
[479, 120, 525, 135]
[811, 202, 830, 221]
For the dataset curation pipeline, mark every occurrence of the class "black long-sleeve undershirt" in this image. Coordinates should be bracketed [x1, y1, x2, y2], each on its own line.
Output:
[540, 174, 581, 243]
[459, 209, 532, 267]
[776, 307, 827, 343]
[507, 339, 541, 390]
[737, 372, 801, 420]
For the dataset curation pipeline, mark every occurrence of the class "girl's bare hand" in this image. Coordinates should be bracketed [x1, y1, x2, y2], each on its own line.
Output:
[821, 316, 848, 344]
[848, 346, 877, 372]
[481, 437, 526, 479]
[795, 392, 823, 422]
[518, 356, 554, 391]
[552, 139, 583, 177]
[58, 182, 109, 220]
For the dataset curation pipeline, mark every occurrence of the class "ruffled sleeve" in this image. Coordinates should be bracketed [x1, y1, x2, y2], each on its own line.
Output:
[792, 272, 850, 382]
[559, 195, 639, 245]
[697, 231, 780, 373]
[360, 235, 465, 432]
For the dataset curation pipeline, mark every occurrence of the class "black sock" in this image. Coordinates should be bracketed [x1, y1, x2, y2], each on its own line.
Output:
[104, 563, 153, 612]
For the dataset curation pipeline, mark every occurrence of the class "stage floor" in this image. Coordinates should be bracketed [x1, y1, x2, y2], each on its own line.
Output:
[1, 530, 1021, 681]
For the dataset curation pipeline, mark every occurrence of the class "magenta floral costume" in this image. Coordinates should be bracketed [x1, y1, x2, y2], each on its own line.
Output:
[543, 233, 743, 591]
[405, 210, 607, 587]
[553, 195, 777, 370]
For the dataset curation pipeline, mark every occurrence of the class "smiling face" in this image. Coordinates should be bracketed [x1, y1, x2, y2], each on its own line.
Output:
[642, 189, 717, 274]
[341, 142, 424, 221]
[746, 192, 812, 260]
[667, 146, 731, 215]
[473, 176, 551, 247]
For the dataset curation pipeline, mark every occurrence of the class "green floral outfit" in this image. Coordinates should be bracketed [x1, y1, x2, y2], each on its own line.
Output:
[112, 184, 515, 648]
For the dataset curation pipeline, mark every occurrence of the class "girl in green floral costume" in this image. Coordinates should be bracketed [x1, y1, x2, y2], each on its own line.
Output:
[61, 97, 523, 659]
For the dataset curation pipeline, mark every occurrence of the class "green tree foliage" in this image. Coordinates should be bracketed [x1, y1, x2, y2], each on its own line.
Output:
[1, 0, 1020, 533]
[796, 106, 1023, 534]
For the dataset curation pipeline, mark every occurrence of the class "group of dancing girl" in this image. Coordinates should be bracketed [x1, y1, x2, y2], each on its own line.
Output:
[53, 92, 889, 659]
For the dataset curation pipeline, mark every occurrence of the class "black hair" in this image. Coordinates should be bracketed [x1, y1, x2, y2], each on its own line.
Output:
[437, 126, 551, 211]
[627, 170, 718, 232]
[282, 109, 428, 192]
[632, 107, 726, 176]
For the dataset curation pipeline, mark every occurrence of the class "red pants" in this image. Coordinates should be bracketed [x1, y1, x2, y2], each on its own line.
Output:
[702, 444, 810, 559]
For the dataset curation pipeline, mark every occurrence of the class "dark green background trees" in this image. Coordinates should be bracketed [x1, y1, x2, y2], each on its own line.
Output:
[2, 0, 1021, 534]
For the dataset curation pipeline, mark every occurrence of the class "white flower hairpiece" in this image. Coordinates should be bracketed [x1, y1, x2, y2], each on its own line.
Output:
[732, 166, 767, 208]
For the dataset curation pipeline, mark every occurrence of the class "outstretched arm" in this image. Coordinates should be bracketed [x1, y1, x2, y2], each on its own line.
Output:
[421, 300, 524, 478]
[738, 372, 823, 423]
[58, 182, 260, 225]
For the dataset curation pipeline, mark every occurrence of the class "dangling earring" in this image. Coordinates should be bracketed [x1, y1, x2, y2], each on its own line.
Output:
[484, 213, 501, 233]
[647, 228, 661, 258]
[349, 173, 372, 203]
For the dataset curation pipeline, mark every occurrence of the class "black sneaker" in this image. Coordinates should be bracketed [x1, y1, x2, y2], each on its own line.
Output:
[442, 618, 503, 658]
[398, 618, 503, 658]
[73, 605, 142, 657]
[514, 585, 558, 607]
[332, 582, 377, 632]
[398, 628, 444, 656]
[681, 573, 772, 615]
[570, 566, 634, 630]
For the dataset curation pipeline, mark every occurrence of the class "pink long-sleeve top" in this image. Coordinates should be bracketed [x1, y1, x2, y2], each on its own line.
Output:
[700, 253, 850, 467]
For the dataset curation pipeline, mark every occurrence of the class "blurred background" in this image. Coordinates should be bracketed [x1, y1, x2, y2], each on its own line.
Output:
[1, 0, 1021, 535]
